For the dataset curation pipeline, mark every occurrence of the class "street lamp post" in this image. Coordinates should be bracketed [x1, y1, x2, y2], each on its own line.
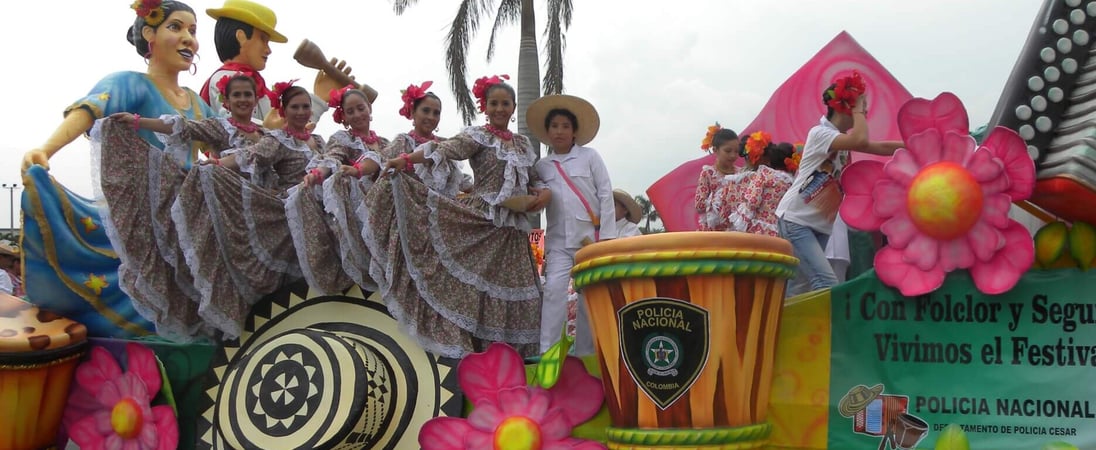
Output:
[1, 184, 19, 234]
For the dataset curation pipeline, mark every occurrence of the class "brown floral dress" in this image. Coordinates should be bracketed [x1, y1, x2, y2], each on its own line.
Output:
[363, 126, 542, 358]
[285, 129, 387, 294]
[171, 128, 321, 338]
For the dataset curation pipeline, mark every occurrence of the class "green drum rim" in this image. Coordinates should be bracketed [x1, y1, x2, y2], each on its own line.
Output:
[605, 422, 772, 445]
[572, 259, 797, 290]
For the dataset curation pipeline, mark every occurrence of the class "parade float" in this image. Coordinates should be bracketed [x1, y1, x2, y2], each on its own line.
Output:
[3, 0, 1096, 449]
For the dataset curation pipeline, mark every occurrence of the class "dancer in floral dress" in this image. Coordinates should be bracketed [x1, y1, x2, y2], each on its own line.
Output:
[286, 86, 387, 294]
[365, 75, 547, 358]
[695, 124, 742, 231]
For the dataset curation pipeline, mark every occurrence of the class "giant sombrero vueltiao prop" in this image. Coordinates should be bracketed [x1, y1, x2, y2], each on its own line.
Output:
[197, 281, 461, 449]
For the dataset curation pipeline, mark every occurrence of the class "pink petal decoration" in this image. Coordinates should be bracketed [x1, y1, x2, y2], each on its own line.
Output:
[896, 92, 969, 143]
[151, 405, 178, 450]
[969, 221, 1034, 294]
[68, 414, 108, 448]
[76, 346, 122, 395]
[980, 127, 1035, 201]
[904, 129, 945, 168]
[548, 357, 606, 428]
[882, 149, 921, 187]
[457, 343, 527, 406]
[126, 343, 162, 399]
[647, 31, 911, 231]
[964, 148, 1004, 183]
[839, 160, 886, 231]
[418, 417, 474, 450]
[872, 179, 907, 218]
[967, 220, 1006, 262]
[902, 234, 940, 272]
[874, 246, 947, 297]
[538, 409, 575, 441]
[938, 238, 976, 272]
[981, 193, 1013, 229]
[941, 131, 976, 165]
[879, 213, 918, 249]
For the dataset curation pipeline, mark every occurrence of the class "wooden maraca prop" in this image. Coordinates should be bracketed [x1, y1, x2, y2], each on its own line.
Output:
[294, 39, 378, 102]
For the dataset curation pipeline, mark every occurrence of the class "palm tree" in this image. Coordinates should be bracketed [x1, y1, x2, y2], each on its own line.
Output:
[392, 0, 573, 148]
[634, 195, 661, 234]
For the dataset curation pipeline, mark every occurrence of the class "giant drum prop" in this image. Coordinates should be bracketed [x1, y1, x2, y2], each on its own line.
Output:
[0, 293, 88, 450]
[572, 232, 798, 449]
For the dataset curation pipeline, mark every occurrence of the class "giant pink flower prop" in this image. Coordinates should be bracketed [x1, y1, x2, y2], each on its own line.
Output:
[840, 92, 1036, 296]
[419, 343, 606, 450]
[64, 344, 178, 450]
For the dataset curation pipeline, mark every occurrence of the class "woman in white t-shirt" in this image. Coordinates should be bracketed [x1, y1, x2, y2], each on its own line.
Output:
[776, 75, 902, 296]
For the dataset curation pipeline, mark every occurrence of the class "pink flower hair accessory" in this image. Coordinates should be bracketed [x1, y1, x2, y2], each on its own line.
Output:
[399, 81, 434, 119]
[472, 74, 511, 113]
[418, 343, 606, 450]
[62, 343, 178, 450]
[328, 84, 355, 125]
[839, 92, 1036, 296]
[270, 79, 300, 117]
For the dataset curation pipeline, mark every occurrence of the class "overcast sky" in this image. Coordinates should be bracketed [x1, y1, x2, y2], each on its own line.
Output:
[0, 0, 1045, 230]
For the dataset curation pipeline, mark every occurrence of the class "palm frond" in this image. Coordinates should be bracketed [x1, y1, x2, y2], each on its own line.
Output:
[541, 0, 572, 95]
[487, 0, 521, 62]
[392, 0, 419, 15]
[446, 0, 496, 123]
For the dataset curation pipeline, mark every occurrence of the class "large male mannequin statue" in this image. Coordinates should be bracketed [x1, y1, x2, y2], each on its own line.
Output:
[200, 0, 375, 125]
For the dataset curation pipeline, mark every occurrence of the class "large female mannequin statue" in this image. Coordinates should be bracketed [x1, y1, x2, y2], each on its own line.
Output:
[19, 0, 215, 338]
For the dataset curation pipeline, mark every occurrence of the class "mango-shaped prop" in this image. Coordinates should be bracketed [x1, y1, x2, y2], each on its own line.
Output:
[934, 424, 970, 450]
[1034, 222, 1070, 268]
[1068, 221, 1096, 271]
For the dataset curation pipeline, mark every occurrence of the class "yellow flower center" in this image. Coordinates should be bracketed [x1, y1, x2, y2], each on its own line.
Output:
[493, 416, 542, 450]
[906, 162, 984, 240]
[110, 397, 144, 440]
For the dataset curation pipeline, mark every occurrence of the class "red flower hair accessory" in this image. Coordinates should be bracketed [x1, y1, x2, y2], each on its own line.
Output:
[744, 131, 772, 165]
[328, 84, 355, 125]
[784, 143, 804, 173]
[270, 79, 299, 117]
[825, 71, 867, 115]
[700, 122, 721, 151]
[471, 74, 510, 113]
[131, 0, 165, 26]
[215, 72, 251, 109]
[399, 81, 434, 119]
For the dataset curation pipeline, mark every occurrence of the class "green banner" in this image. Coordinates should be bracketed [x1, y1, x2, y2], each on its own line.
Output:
[828, 269, 1096, 449]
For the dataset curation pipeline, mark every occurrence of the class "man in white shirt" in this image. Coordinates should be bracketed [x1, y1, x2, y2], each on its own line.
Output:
[775, 80, 902, 296]
[527, 95, 615, 356]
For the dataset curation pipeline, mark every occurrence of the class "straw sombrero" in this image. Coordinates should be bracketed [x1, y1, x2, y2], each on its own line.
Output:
[0, 241, 18, 258]
[837, 384, 884, 417]
[612, 189, 642, 224]
[207, 0, 288, 43]
[525, 95, 600, 146]
[199, 281, 461, 448]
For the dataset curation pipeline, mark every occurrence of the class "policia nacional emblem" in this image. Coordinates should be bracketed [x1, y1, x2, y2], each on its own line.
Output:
[618, 297, 710, 409]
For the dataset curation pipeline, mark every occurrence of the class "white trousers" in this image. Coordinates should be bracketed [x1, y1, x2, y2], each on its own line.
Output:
[541, 247, 595, 356]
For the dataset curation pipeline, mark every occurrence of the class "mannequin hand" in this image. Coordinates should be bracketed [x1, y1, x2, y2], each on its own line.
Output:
[108, 112, 137, 127]
[262, 108, 285, 130]
[22, 149, 50, 172]
[314, 58, 356, 102]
